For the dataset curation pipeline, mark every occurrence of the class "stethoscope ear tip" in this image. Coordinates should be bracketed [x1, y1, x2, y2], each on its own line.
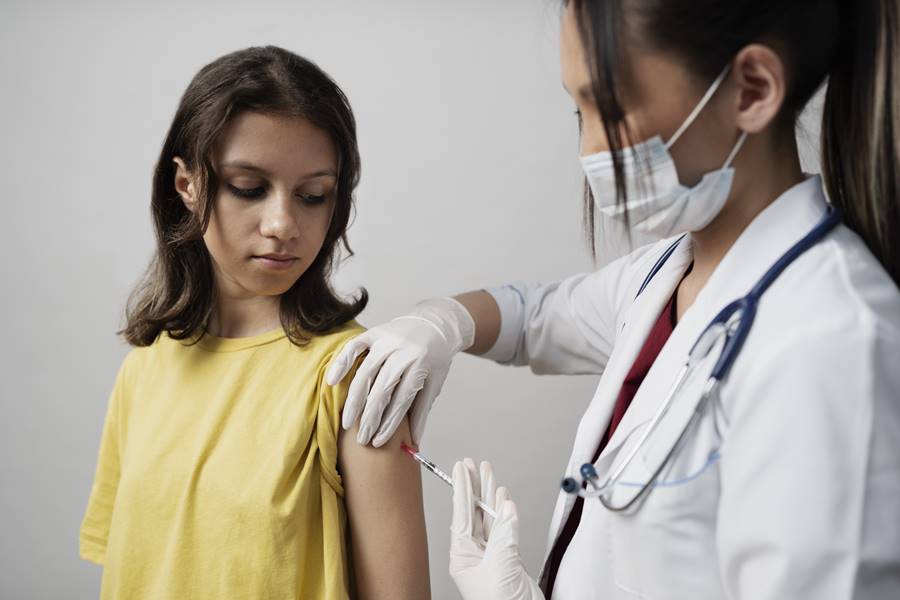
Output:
[561, 477, 579, 494]
[580, 463, 599, 480]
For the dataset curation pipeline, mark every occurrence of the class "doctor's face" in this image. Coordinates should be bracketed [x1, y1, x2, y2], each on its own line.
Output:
[175, 111, 338, 301]
[559, 2, 736, 186]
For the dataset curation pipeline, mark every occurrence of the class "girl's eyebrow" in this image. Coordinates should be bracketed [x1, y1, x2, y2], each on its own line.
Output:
[221, 160, 337, 180]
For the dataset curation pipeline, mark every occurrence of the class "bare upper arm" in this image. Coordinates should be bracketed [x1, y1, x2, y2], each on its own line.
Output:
[338, 417, 431, 599]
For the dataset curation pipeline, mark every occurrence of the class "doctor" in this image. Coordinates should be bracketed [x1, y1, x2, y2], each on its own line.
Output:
[327, 0, 900, 598]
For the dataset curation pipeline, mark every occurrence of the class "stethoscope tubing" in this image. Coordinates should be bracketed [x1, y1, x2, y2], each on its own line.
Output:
[562, 206, 843, 511]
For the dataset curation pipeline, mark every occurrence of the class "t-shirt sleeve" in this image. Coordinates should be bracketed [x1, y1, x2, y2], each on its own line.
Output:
[315, 328, 366, 497]
[79, 355, 130, 565]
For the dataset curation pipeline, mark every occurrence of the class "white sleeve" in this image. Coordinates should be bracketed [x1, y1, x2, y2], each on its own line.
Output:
[479, 248, 651, 375]
[717, 324, 900, 600]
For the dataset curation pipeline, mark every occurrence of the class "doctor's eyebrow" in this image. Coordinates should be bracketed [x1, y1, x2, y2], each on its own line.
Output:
[562, 81, 594, 102]
[220, 160, 337, 180]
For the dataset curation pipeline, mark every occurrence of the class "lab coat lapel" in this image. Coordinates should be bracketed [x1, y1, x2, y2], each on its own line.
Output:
[590, 237, 694, 460]
[545, 236, 694, 548]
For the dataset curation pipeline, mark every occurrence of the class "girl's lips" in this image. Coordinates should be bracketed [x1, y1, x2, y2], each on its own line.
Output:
[252, 255, 298, 270]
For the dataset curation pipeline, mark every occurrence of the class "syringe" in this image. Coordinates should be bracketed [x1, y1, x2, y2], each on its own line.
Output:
[401, 443, 498, 519]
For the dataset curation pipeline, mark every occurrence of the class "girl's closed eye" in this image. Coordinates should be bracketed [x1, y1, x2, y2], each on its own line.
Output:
[300, 192, 329, 205]
[226, 182, 330, 205]
[227, 182, 266, 199]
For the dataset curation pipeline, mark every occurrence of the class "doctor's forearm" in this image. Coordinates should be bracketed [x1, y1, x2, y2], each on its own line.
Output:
[453, 290, 501, 355]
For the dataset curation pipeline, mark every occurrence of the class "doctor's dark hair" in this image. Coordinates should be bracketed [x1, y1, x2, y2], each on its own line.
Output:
[122, 46, 368, 346]
[568, 0, 900, 285]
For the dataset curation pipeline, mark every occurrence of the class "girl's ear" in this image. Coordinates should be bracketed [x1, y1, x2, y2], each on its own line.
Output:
[731, 43, 787, 135]
[173, 157, 198, 213]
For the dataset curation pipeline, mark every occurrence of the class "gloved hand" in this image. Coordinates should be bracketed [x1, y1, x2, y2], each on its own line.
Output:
[325, 297, 475, 447]
[450, 459, 545, 600]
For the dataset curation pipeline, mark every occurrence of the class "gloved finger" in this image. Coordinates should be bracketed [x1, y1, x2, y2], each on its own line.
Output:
[449, 461, 488, 577]
[463, 458, 483, 542]
[479, 461, 497, 539]
[371, 360, 427, 447]
[450, 461, 476, 538]
[495, 485, 511, 507]
[372, 384, 423, 447]
[342, 347, 391, 432]
[326, 333, 372, 386]
[484, 498, 521, 558]
[357, 353, 415, 445]
[405, 367, 436, 446]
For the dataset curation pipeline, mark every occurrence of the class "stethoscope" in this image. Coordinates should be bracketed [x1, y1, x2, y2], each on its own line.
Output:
[561, 206, 842, 512]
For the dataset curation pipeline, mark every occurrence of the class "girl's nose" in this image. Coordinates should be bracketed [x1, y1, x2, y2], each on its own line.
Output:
[259, 193, 300, 241]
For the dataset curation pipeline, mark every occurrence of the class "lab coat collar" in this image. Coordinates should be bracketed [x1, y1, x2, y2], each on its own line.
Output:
[688, 174, 828, 316]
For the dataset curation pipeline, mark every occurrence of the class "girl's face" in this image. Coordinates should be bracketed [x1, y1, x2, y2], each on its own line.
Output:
[175, 112, 338, 301]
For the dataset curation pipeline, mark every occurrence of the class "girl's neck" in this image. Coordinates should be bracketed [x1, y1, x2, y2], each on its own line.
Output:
[207, 285, 282, 339]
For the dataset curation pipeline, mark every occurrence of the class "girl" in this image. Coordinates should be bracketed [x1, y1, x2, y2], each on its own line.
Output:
[328, 1, 900, 598]
[79, 46, 430, 599]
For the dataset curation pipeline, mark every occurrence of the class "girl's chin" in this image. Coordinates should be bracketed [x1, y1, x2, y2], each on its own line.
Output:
[244, 273, 304, 297]
[213, 263, 305, 298]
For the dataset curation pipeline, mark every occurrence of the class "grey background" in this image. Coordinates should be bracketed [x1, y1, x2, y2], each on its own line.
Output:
[0, 1, 823, 597]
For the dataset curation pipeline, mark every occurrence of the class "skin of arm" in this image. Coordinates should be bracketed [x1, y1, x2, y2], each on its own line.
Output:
[338, 416, 431, 599]
[453, 290, 501, 356]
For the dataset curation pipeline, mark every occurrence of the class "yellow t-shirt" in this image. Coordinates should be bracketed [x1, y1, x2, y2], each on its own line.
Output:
[80, 322, 364, 599]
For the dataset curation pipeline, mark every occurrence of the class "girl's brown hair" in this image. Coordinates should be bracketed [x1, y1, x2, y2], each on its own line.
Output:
[569, 0, 899, 286]
[122, 45, 367, 346]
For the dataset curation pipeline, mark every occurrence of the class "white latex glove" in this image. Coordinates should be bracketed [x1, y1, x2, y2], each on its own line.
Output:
[450, 459, 545, 600]
[325, 297, 475, 447]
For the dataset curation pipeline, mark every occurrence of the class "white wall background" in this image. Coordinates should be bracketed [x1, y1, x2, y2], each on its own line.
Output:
[0, 1, 823, 597]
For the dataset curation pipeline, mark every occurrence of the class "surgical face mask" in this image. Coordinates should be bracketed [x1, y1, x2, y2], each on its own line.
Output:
[580, 66, 748, 238]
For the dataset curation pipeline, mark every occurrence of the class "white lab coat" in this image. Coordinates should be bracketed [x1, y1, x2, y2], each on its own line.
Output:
[483, 176, 900, 599]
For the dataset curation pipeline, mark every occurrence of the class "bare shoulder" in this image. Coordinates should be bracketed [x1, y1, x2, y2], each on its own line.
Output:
[338, 416, 421, 505]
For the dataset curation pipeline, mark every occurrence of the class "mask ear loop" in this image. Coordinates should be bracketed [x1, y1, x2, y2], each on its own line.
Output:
[665, 65, 732, 150]
[721, 131, 748, 169]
